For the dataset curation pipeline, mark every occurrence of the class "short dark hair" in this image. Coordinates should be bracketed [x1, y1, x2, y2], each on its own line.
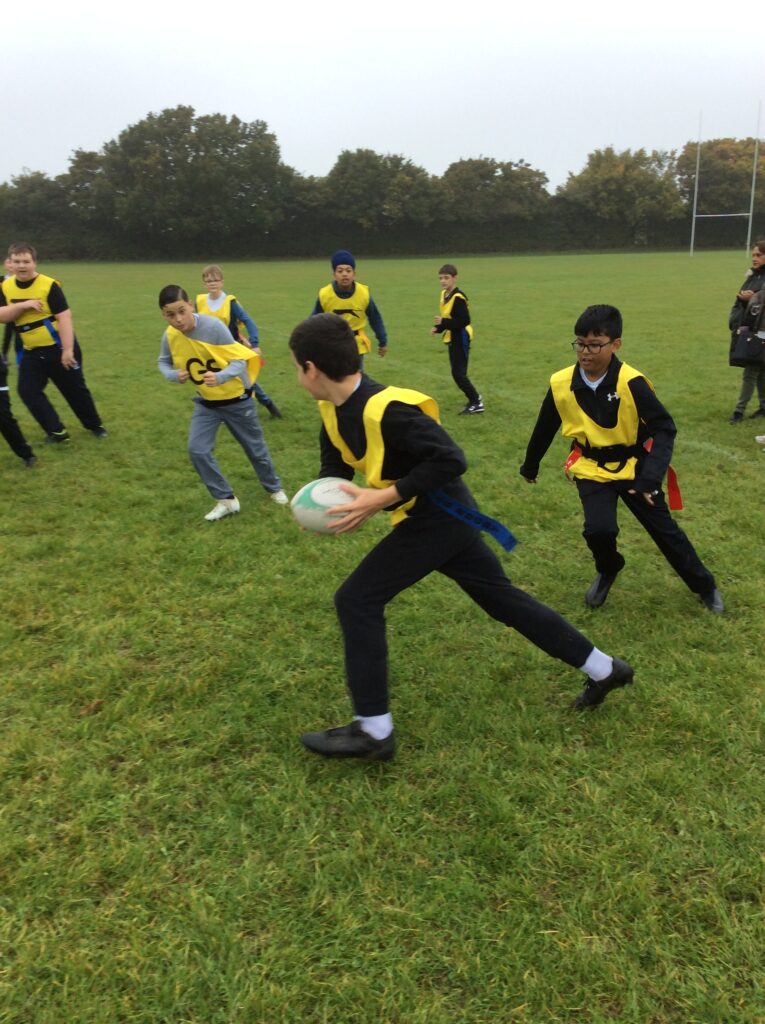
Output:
[289, 314, 361, 380]
[574, 304, 623, 340]
[438, 264, 458, 276]
[754, 238, 765, 255]
[158, 284, 189, 308]
[8, 241, 37, 260]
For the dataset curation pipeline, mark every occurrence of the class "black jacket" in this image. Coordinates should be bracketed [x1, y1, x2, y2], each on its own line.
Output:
[729, 265, 765, 333]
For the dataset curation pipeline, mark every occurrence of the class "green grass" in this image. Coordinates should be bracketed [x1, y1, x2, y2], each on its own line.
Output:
[1, 252, 763, 1023]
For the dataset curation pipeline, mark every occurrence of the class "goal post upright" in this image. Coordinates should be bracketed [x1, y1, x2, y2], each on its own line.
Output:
[689, 104, 762, 257]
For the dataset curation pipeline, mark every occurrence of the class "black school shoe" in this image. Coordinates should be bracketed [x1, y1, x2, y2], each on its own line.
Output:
[699, 588, 724, 614]
[459, 397, 485, 415]
[584, 571, 620, 608]
[300, 720, 395, 761]
[571, 657, 635, 710]
[45, 429, 70, 443]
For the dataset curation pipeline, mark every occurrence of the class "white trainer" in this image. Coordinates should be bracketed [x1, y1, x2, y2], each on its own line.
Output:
[205, 496, 241, 521]
[755, 434, 765, 444]
[270, 489, 289, 505]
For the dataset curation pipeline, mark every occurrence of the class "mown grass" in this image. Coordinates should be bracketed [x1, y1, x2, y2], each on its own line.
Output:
[1, 252, 763, 1023]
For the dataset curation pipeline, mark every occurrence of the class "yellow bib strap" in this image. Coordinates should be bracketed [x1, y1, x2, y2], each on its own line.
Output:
[319, 386, 440, 525]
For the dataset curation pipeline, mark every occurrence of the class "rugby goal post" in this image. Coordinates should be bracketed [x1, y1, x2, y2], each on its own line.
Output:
[689, 104, 762, 256]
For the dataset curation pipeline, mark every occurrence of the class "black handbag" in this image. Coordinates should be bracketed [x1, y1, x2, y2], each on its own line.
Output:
[729, 328, 765, 367]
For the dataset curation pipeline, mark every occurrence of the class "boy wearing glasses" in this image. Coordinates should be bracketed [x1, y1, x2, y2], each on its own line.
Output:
[519, 305, 722, 613]
[197, 265, 282, 419]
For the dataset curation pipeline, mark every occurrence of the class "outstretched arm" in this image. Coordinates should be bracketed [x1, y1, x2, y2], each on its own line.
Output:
[519, 388, 561, 482]
[367, 296, 388, 355]
[232, 300, 260, 346]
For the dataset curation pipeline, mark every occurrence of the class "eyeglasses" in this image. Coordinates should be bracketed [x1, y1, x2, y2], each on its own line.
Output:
[571, 339, 613, 354]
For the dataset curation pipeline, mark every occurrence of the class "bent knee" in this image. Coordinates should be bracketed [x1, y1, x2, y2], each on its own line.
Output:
[334, 577, 376, 621]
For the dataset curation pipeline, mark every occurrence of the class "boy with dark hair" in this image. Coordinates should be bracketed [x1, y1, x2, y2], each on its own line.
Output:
[289, 312, 634, 762]
[520, 304, 723, 613]
[196, 265, 282, 418]
[157, 285, 287, 521]
[0, 242, 107, 443]
[431, 263, 483, 414]
[312, 250, 388, 360]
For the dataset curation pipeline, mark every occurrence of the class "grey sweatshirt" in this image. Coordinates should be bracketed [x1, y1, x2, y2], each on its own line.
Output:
[157, 313, 250, 399]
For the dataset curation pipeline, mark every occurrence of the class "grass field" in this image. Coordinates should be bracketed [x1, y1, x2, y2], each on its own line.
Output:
[1, 252, 763, 1023]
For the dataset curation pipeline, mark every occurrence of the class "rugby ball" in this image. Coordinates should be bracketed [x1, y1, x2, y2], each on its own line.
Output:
[291, 477, 354, 534]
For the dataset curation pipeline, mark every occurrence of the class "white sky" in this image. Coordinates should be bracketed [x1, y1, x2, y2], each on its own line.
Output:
[3, 0, 758, 192]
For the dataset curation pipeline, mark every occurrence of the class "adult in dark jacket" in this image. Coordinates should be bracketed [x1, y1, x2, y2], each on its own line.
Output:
[729, 240, 765, 423]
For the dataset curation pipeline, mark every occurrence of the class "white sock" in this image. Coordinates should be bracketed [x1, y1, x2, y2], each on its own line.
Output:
[355, 713, 393, 740]
[580, 648, 614, 681]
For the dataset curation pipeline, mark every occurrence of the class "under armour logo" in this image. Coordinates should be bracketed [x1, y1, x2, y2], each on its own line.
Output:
[606, 392, 619, 402]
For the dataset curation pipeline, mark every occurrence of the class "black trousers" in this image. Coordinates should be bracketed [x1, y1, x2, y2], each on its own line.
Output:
[334, 514, 595, 716]
[18, 341, 102, 435]
[575, 478, 715, 595]
[0, 359, 33, 460]
[448, 333, 479, 405]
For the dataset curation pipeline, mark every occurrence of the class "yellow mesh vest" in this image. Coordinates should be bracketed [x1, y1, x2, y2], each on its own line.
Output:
[1, 274, 61, 349]
[438, 288, 474, 345]
[318, 282, 372, 354]
[165, 328, 260, 401]
[549, 362, 653, 482]
[319, 386, 440, 525]
[195, 292, 236, 329]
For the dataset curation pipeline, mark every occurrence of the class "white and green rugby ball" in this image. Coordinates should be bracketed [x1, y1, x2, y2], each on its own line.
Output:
[291, 477, 354, 534]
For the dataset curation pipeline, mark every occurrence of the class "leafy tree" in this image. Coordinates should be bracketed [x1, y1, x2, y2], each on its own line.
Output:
[674, 138, 765, 214]
[440, 157, 550, 222]
[91, 106, 293, 253]
[324, 150, 437, 230]
[0, 172, 71, 250]
[556, 147, 684, 245]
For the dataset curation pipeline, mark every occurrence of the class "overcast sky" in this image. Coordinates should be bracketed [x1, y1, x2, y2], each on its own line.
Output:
[4, 0, 759, 193]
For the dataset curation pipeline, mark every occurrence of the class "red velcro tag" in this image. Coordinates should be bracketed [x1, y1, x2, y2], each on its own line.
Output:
[563, 446, 582, 477]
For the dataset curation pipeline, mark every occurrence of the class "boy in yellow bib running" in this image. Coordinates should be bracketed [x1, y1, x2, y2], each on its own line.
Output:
[289, 313, 635, 762]
[0, 242, 107, 443]
[197, 265, 282, 419]
[431, 263, 483, 414]
[312, 250, 388, 362]
[520, 304, 722, 613]
[157, 285, 287, 521]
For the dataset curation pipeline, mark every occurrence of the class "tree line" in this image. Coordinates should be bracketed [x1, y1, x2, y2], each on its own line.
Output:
[1, 106, 763, 260]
